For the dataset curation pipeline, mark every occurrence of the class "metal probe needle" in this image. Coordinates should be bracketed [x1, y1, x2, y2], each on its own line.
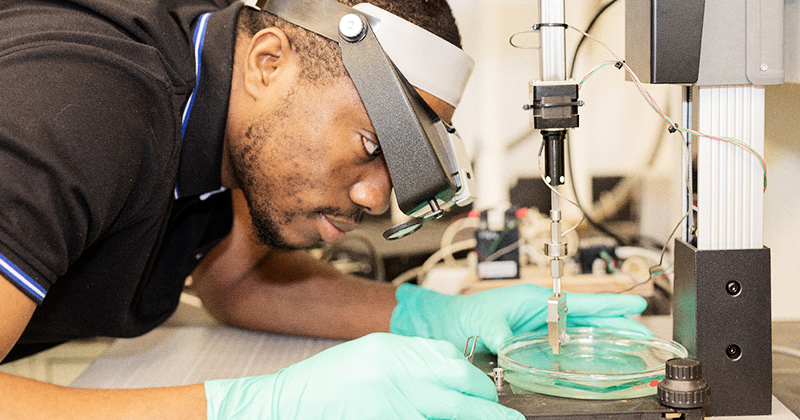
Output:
[546, 189, 568, 354]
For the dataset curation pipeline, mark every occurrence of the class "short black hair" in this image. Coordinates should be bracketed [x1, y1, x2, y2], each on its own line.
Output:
[236, 0, 462, 85]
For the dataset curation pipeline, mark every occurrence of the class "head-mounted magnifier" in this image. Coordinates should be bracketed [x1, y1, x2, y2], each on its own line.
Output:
[247, 0, 476, 240]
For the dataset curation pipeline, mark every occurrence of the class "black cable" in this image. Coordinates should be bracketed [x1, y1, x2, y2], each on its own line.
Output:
[564, 133, 630, 246]
[568, 0, 618, 80]
[565, 0, 641, 246]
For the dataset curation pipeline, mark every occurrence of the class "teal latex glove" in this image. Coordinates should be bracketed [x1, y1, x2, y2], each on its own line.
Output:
[391, 283, 651, 354]
[205, 333, 524, 420]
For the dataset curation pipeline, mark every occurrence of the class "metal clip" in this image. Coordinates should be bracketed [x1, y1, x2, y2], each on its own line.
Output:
[463, 336, 479, 362]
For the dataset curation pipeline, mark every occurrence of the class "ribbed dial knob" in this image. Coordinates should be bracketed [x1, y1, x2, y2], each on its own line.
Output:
[657, 358, 709, 409]
[666, 358, 702, 380]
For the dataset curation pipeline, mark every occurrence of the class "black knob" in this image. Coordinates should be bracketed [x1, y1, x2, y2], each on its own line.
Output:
[658, 358, 709, 409]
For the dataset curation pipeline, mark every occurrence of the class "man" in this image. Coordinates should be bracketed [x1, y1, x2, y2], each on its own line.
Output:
[0, 0, 648, 417]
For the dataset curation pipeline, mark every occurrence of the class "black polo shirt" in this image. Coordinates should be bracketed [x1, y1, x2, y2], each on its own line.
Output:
[0, 0, 241, 361]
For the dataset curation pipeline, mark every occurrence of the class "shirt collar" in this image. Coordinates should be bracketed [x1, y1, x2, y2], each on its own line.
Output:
[175, 2, 241, 198]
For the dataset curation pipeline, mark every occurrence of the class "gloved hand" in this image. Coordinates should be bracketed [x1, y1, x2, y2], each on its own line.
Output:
[205, 333, 524, 420]
[391, 283, 651, 354]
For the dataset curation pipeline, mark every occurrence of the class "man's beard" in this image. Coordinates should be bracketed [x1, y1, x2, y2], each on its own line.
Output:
[229, 112, 300, 251]
[248, 195, 295, 250]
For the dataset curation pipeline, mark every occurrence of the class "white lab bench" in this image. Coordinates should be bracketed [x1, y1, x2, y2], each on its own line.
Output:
[67, 302, 798, 420]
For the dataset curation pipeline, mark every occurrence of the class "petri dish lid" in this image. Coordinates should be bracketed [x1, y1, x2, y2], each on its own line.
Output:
[497, 327, 688, 400]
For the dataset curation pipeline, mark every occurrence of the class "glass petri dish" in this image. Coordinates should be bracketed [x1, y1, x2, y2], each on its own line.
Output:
[497, 327, 688, 400]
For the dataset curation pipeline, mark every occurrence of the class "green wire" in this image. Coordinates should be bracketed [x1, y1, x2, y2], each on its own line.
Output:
[487, 219, 519, 257]
[579, 60, 768, 191]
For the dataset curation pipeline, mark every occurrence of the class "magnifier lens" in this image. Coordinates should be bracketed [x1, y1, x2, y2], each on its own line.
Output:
[383, 218, 424, 240]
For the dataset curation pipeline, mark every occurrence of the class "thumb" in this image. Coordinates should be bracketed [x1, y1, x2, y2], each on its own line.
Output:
[480, 323, 514, 355]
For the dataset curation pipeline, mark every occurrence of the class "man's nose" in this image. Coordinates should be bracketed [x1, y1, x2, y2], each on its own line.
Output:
[349, 166, 392, 215]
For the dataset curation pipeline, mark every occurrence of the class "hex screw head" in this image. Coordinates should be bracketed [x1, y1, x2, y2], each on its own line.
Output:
[339, 14, 366, 42]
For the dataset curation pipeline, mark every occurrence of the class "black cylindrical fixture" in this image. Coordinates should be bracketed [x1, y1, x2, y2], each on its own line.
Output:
[658, 357, 710, 409]
[542, 129, 566, 186]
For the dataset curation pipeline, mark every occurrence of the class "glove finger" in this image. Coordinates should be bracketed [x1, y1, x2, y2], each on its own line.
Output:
[411, 387, 525, 420]
[566, 293, 648, 317]
[396, 341, 511, 416]
[477, 322, 514, 355]
[569, 316, 654, 336]
[425, 342, 502, 400]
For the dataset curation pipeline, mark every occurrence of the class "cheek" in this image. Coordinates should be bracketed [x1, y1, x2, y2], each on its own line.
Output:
[269, 147, 351, 207]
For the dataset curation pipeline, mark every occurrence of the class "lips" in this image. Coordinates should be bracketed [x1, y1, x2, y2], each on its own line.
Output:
[318, 213, 357, 243]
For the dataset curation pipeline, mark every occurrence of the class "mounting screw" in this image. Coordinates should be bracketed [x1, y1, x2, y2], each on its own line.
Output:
[726, 344, 742, 360]
[726, 280, 741, 296]
[492, 367, 505, 389]
[339, 14, 366, 42]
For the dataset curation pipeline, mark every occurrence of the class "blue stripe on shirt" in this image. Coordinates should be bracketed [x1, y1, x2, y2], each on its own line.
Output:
[0, 251, 46, 303]
[175, 12, 212, 199]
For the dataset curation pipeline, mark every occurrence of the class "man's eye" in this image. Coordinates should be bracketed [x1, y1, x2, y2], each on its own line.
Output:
[363, 136, 382, 158]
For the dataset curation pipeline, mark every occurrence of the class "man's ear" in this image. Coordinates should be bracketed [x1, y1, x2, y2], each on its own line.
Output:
[243, 27, 294, 98]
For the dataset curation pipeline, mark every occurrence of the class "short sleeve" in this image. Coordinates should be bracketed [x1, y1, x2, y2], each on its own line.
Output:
[0, 36, 180, 303]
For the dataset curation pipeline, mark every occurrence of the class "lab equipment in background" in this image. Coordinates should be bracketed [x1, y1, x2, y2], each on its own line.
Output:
[258, 0, 786, 417]
[626, 0, 781, 415]
[248, 0, 476, 242]
[476, 208, 522, 280]
[443, 0, 782, 416]
[389, 204, 663, 303]
[526, 0, 582, 355]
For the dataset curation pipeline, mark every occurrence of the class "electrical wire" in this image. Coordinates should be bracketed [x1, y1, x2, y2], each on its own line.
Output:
[564, 133, 633, 246]
[507, 17, 656, 246]
[504, 5, 763, 282]
[509, 29, 541, 49]
[568, 17, 768, 191]
[512, 2, 666, 246]
[577, 58, 768, 191]
[568, 0, 619, 80]
[486, 219, 520, 256]
[484, 239, 521, 263]
[599, 250, 640, 285]
[564, 2, 662, 246]
[440, 214, 479, 265]
[320, 232, 386, 282]
[568, 27, 622, 64]
[391, 239, 477, 286]
[600, 249, 674, 286]
[614, 208, 689, 294]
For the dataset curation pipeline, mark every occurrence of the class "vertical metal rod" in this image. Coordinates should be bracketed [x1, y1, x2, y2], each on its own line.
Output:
[681, 86, 694, 242]
[539, 0, 567, 82]
[550, 190, 561, 294]
[538, 0, 569, 355]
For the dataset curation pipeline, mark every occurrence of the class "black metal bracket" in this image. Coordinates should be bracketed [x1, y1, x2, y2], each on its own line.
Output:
[529, 82, 581, 130]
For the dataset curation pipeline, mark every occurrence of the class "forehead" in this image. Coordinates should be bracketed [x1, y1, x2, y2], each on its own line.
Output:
[416, 89, 455, 124]
[335, 78, 455, 129]
[323, 73, 456, 132]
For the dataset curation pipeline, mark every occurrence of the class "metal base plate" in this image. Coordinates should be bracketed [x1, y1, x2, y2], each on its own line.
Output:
[498, 393, 702, 420]
[472, 353, 704, 420]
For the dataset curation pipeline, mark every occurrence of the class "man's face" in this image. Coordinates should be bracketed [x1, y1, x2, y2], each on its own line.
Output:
[229, 76, 455, 250]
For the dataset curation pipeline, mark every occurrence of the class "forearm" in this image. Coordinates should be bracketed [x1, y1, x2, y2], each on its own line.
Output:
[193, 247, 397, 340]
[191, 188, 397, 339]
[0, 372, 206, 420]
